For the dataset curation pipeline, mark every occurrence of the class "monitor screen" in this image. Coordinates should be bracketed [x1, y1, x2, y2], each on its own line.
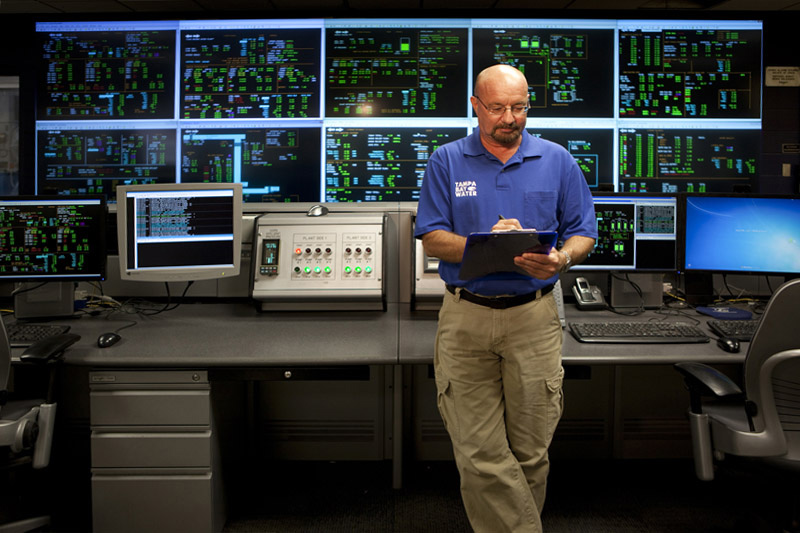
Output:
[37, 125, 178, 198]
[181, 123, 321, 202]
[33, 18, 763, 198]
[618, 127, 759, 193]
[683, 194, 800, 275]
[573, 193, 678, 272]
[116, 182, 243, 282]
[0, 196, 107, 281]
[325, 126, 468, 202]
[527, 127, 614, 191]
[618, 24, 762, 119]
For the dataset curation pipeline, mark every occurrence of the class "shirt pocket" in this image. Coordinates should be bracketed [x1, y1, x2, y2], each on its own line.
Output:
[523, 191, 558, 231]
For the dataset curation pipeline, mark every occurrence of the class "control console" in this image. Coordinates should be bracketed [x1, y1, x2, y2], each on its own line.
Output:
[252, 212, 386, 311]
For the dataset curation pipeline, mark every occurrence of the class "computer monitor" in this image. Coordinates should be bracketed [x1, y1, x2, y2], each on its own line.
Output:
[0, 195, 106, 318]
[573, 193, 679, 272]
[682, 194, 800, 276]
[0, 195, 107, 281]
[116, 182, 243, 282]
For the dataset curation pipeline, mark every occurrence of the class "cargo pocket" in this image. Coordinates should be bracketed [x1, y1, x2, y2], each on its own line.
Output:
[435, 377, 459, 442]
[545, 366, 565, 443]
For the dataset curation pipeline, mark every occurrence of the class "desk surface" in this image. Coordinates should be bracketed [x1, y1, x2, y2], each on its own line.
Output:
[7, 301, 746, 367]
[399, 304, 747, 366]
[7, 302, 399, 367]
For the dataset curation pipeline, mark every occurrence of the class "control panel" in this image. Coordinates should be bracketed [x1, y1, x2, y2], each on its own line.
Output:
[252, 212, 386, 311]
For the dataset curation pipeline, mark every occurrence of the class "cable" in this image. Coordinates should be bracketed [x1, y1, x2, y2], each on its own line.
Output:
[606, 273, 646, 317]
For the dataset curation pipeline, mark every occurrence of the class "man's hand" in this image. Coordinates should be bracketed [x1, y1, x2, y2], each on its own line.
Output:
[492, 217, 524, 232]
[513, 247, 561, 279]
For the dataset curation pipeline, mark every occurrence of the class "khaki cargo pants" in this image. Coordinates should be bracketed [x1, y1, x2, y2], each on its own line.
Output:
[434, 288, 564, 533]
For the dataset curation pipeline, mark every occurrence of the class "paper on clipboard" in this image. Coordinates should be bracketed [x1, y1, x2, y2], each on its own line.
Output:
[458, 230, 558, 280]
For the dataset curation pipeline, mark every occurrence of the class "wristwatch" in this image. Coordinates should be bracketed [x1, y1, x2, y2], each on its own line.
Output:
[559, 249, 572, 273]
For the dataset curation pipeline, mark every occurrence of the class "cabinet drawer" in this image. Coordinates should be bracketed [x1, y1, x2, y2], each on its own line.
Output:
[90, 389, 210, 426]
[92, 473, 217, 533]
[91, 430, 212, 468]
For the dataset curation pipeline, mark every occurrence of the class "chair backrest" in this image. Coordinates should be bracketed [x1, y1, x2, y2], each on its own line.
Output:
[744, 278, 800, 434]
[1, 318, 10, 403]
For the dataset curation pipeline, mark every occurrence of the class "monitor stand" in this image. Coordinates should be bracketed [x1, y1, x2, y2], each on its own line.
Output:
[610, 273, 664, 309]
[13, 282, 75, 320]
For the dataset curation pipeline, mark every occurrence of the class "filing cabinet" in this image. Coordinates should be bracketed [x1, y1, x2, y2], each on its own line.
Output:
[89, 370, 224, 533]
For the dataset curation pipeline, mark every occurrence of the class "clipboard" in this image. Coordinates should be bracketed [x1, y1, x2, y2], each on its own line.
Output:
[458, 231, 558, 280]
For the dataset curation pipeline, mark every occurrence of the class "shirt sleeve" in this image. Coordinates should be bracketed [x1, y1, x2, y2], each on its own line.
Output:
[414, 145, 454, 239]
[557, 156, 599, 242]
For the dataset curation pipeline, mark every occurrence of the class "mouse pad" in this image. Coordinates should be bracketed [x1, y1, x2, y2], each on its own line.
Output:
[458, 231, 558, 280]
[696, 306, 753, 320]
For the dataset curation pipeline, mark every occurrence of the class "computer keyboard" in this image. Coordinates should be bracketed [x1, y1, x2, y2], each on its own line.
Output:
[6, 323, 71, 348]
[707, 319, 760, 342]
[569, 321, 709, 344]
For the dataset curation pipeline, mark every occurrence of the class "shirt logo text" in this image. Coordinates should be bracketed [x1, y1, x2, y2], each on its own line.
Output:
[455, 180, 477, 198]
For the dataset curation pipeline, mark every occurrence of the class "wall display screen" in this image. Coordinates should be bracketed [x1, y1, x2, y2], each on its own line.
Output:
[325, 125, 467, 202]
[34, 18, 763, 201]
[618, 126, 760, 193]
[527, 126, 614, 190]
[181, 122, 321, 202]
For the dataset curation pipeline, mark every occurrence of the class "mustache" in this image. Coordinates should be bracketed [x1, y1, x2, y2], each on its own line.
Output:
[493, 122, 520, 132]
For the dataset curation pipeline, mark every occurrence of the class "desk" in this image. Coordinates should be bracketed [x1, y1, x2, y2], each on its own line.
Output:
[399, 304, 747, 365]
[8, 302, 399, 533]
[6, 301, 745, 533]
[59, 302, 399, 367]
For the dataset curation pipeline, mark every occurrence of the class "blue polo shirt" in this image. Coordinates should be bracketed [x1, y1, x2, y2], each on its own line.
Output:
[415, 128, 597, 296]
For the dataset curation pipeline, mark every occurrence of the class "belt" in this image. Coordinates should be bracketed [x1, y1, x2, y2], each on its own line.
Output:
[445, 284, 554, 309]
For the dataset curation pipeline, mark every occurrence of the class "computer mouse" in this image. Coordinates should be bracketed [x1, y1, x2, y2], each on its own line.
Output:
[716, 336, 740, 353]
[306, 204, 329, 217]
[97, 332, 122, 348]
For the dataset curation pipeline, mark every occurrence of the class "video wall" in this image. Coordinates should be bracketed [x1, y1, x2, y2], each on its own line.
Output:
[34, 17, 763, 202]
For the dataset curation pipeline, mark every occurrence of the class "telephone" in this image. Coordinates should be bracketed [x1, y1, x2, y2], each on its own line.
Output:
[572, 277, 606, 310]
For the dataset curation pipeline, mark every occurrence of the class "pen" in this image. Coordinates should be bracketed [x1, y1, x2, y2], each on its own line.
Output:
[498, 215, 505, 220]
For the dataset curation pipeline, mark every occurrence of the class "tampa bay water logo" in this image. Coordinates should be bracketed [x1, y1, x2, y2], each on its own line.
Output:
[454, 180, 477, 197]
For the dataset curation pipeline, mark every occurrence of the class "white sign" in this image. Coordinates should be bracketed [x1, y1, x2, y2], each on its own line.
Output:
[765, 66, 800, 87]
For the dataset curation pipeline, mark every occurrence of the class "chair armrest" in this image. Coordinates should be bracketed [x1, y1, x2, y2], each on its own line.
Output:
[19, 334, 80, 364]
[674, 361, 743, 414]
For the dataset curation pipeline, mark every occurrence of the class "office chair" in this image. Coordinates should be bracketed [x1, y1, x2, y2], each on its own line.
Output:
[674, 277, 800, 484]
[1, 319, 79, 533]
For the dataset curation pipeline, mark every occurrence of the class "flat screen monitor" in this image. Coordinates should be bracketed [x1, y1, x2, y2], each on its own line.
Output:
[683, 194, 800, 275]
[572, 193, 678, 272]
[116, 182, 243, 282]
[0, 195, 107, 281]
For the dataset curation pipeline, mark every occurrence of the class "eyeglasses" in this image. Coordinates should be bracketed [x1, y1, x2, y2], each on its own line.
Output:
[473, 95, 529, 117]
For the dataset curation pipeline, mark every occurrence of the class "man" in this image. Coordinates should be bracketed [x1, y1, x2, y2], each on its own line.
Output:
[414, 64, 597, 533]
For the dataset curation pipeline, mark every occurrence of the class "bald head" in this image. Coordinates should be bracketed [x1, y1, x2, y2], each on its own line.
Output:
[471, 64, 530, 149]
[474, 64, 529, 100]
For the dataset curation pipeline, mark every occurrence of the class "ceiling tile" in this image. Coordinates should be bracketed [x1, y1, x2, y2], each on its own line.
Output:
[0, 0, 62, 12]
[567, 0, 647, 9]
[708, 0, 800, 8]
[30, 0, 132, 12]
[348, 0, 420, 8]
[493, 0, 575, 7]
[193, 0, 277, 9]
[268, 0, 343, 8]
[423, 0, 496, 8]
[119, 0, 204, 11]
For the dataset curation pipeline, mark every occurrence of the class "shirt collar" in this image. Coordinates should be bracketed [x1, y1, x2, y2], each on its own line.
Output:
[464, 128, 545, 160]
